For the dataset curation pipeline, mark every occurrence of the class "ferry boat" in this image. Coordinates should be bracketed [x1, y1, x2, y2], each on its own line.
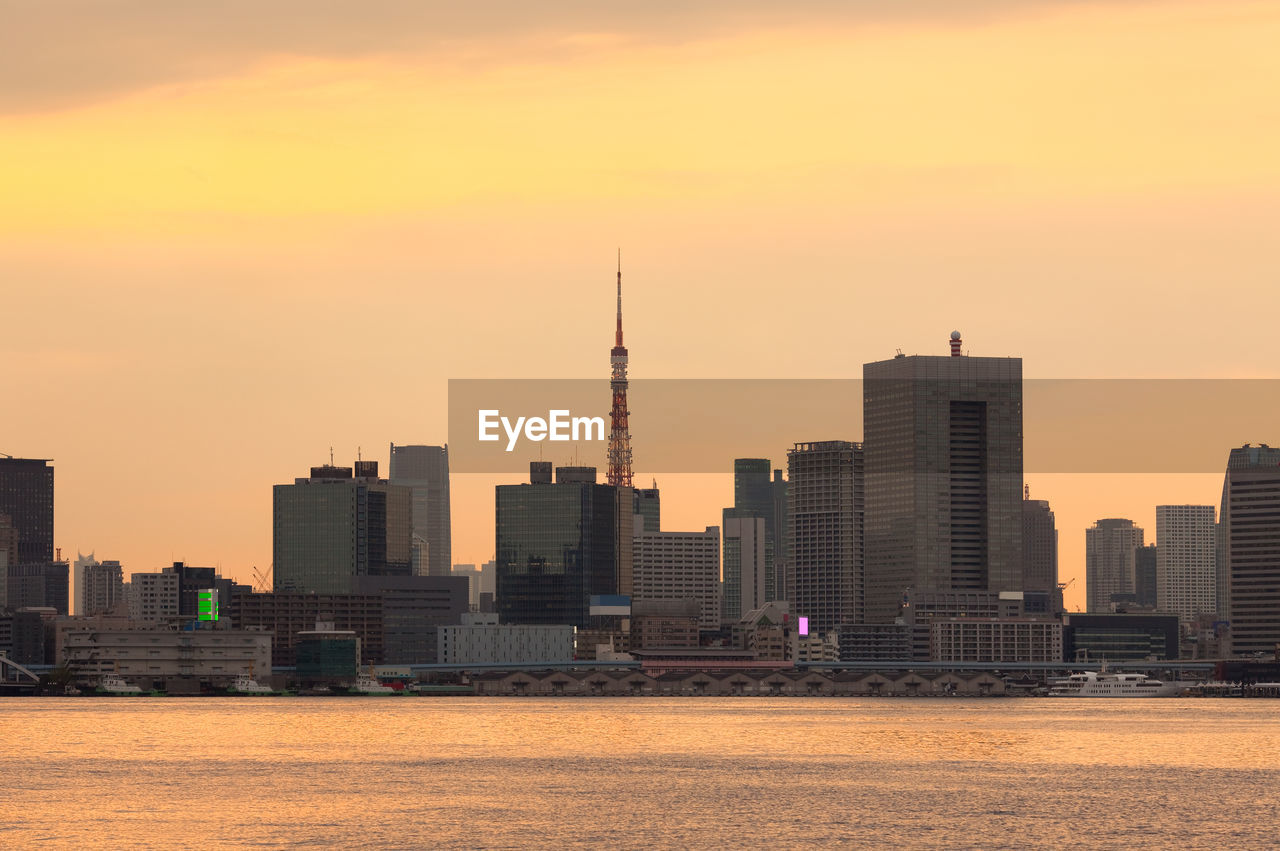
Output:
[95, 674, 145, 696]
[227, 673, 279, 695]
[349, 671, 402, 696]
[1047, 669, 1181, 697]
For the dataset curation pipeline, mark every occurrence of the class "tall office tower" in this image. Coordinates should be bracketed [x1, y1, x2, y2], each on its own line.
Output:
[787, 441, 863, 635]
[772, 469, 790, 602]
[633, 518, 721, 631]
[863, 334, 1023, 623]
[0, 513, 16, 609]
[1134, 545, 1158, 609]
[1085, 519, 1144, 613]
[726, 459, 779, 601]
[5, 560, 69, 614]
[1021, 494, 1059, 614]
[634, 485, 661, 533]
[495, 464, 622, 628]
[273, 460, 412, 594]
[1219, 444, 1280, 656]
[83, 559, 124, 616]
[388, 444, 452, 577]
[721, 515, 766, 624]
[1155, 505, 1217, 623]
[607, 256, 633, 488]
[72, 551, 97, 616]
[0, 457, 54, 564]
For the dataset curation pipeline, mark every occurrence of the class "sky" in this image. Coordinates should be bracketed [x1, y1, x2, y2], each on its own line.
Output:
[3, 1, 1278, 612]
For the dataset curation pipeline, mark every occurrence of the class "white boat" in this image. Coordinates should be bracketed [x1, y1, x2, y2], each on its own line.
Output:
[1048, 669, 1182, 697]
[227, 673, 277, 695]
[349, 671, 402, 695]
[96, 674, 144, 696]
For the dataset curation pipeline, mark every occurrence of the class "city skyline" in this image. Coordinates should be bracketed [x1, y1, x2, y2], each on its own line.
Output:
[6, 1, 1280, 613]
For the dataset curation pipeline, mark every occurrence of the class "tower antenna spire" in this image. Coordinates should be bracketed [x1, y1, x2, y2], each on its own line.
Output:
[607, 250, 633, 488]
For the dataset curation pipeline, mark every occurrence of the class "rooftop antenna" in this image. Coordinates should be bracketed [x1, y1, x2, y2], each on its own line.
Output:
[950, 330, 963, 357]
[358, 446, 362, 462]
[1024, 484, 1030, 500]
[329, 446, 334, 465]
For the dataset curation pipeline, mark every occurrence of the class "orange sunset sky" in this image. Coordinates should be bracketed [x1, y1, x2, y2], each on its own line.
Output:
[4, 1, 1279, 613]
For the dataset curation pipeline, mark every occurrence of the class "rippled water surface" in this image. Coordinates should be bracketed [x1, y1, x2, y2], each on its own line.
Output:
[2, 698, 1277, 848]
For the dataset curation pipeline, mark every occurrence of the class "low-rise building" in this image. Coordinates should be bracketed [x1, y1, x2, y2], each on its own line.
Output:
[61, 625, 271, 687]
[437, 614, 574, 665]
[929, 618, 1063, 664]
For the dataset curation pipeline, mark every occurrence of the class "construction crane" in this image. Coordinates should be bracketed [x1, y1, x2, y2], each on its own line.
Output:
[251, 564, 273, 594]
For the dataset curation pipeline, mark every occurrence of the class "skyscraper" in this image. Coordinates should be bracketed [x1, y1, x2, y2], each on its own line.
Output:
[495, 464, 622, 628]
[1134, 544, 1158, 609]
[1155, 505, 1217, 623]
[388, 444, 452, 577]
[273, 460, 412, 594]
[1021, 495, 1059, 614]
[1219, 444, 1280, 656]
[1085, 519, 1144, 613]
[0, 457, 54, 565]
[721, 515, 766, 624]
[787, 441, 863, 635]
[633, 485, 661, 533]
[863, 334, 1023, 623]
[726, 459, 779, 601]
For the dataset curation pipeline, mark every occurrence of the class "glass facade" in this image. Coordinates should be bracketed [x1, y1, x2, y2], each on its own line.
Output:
[496, 480, 619, 628]
[787, 441, 863, 635]
[0, 458, 54, 565]
[863, 355, 1023, 623]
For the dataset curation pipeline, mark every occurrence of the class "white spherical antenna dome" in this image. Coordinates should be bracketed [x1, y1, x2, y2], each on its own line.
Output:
[950, 330, 962, 340]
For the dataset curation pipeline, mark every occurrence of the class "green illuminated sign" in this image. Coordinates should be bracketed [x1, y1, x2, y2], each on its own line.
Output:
[198, 588, 219, 622]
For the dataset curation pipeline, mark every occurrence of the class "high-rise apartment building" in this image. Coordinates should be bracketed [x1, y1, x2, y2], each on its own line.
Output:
[83, 559, 124, 616]
[495, 464, 623, 628]
[273, 461, 412, 594]
[633, 519, 720, 631]
[1021, 496, 1058, 613]
[1085, 519, 1144, 613]
[1155, 505, 1217, 623]
[721, 515, 766, 624]
[0, 457, 54, 565]
[787, 441, 863, 635]
[863, 335, 1023, 623]
[1219, 444, 1280, 656]
[388, 444, 452, 577]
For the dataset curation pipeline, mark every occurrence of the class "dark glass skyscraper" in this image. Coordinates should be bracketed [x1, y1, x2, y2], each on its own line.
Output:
[273, 461, 412, 594]
[863, 336, 1023, 623]
[0, 457, 54, 565]
[495, 465, 621, 628]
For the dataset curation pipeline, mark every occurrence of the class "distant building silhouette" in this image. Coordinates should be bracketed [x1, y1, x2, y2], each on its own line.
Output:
[721, 515, 766, 625]
[1134, 544, 1158, 609]
[1085, 519, 1144, 613]
[1021, 496, 1059, 614]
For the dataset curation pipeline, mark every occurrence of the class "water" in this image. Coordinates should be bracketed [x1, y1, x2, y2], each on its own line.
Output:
[2, 698, 1277, 848]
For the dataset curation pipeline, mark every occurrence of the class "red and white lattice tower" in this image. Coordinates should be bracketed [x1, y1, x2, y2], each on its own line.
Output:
[607, 252, 633, 487]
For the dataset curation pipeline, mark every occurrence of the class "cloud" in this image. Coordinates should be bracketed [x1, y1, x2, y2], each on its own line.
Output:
[0, 0, 1151, 114]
